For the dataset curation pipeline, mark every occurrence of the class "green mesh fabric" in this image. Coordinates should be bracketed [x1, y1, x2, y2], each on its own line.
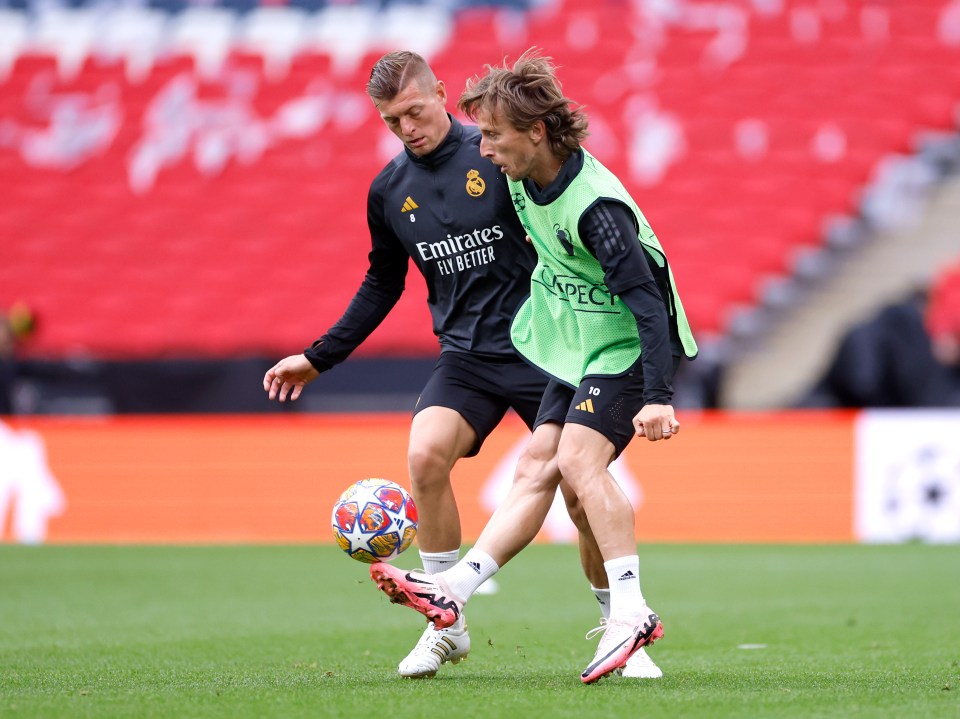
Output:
[509, 150, 697, 386]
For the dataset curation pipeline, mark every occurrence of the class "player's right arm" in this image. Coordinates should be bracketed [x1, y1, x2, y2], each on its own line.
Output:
[263, 354, 319, 402]
[263, 172, 409, 402]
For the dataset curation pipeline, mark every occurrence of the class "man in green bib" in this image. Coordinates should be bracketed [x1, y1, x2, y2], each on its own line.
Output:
[368, 49, 697, 684]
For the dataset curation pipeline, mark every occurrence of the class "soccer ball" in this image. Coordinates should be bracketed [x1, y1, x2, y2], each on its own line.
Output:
[331, 478, 418, 563]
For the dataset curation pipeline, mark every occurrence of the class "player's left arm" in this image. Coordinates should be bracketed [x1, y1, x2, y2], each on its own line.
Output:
[579, 200, 679, 441]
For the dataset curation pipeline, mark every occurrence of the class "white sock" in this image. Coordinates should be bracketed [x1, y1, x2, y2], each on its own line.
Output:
[441, 548, 499, 601]
[592, 586, 611, 620]
[420, 549, 459, 576]
[604, 555, 645, 621]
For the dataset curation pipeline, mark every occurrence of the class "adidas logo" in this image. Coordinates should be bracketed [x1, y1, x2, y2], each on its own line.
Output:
[574, 398, 595, 413]
[467, 561, 481, 574]
[401, 197, 419, 212]
[618, 570, 636, 581]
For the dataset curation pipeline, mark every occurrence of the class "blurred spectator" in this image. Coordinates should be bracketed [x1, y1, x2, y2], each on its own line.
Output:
[802, 264, 960, 408]
[926, 260, 960, 372]
[0, 303, 36, 415]
[1, 315, 17, 415]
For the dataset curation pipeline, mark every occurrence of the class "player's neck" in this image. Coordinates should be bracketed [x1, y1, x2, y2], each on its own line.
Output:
[528, 152, 565, 190]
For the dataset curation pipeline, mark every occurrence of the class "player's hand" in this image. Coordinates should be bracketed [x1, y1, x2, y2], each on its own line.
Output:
[263, 354, 320, 402]
[633, 404, 680, 442]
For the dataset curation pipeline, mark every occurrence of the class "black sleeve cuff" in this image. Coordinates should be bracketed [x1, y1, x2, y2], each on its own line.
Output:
[303, 342, 335, 374]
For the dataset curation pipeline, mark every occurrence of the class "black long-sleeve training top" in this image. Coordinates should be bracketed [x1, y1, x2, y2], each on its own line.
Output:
[305, 117, 538, 371]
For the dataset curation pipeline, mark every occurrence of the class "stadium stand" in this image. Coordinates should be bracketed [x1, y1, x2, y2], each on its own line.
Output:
[2, 0, 960, 410]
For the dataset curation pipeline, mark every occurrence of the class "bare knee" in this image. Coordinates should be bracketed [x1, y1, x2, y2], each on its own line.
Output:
[407, 442, 455, 495]
[556, 427, 615, 490]
[513, 427, 562, 494]
[556, 447, 592, 489]
[407, 407, 476, 497]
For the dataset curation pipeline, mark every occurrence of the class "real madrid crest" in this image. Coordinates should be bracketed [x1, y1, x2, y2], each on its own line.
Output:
[466, 169, 485, 197]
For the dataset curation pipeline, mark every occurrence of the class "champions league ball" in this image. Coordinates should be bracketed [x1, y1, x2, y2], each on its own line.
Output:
[332, 478, 418, 563]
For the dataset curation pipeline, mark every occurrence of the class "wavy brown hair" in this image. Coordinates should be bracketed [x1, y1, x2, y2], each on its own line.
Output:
[367, 51, 437, 102]
[458, 48, 588, 160]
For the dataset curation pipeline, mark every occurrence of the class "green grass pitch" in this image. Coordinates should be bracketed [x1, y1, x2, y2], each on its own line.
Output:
[1, 544, 958, 719]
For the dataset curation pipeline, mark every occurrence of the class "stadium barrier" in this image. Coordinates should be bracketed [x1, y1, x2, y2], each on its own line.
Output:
[1, 410, 958, 545]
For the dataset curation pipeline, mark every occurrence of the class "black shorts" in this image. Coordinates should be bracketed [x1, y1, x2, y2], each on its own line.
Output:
[414, 351, 548, 457]
[533, 358, 679, 458]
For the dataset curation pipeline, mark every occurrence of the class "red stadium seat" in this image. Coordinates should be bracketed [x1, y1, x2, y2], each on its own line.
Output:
[3, 0, 960, 355]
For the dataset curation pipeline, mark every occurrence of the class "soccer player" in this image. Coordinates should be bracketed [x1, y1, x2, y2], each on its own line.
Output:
[368, 49, 698, 683]
[263, 51, 662, 679]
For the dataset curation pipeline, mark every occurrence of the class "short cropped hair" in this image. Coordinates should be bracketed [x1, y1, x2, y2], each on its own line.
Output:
[458, 48, 588, 160]
[367, 51, 437, 102]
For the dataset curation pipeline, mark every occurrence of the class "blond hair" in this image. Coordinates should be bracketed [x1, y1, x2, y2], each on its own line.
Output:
[367, 51, 437, 101]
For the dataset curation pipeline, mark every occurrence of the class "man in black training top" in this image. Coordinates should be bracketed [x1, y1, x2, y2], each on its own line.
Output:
[263, 51, 662, 679]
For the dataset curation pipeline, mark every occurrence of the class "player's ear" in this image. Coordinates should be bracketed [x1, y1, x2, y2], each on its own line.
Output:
[435, 80, 447, 104]
[529, 119, 546, 144]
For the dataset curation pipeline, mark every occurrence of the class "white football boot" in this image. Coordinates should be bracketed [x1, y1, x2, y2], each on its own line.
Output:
[621, 646, 663, 679]
[397, 616, 471, 678]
